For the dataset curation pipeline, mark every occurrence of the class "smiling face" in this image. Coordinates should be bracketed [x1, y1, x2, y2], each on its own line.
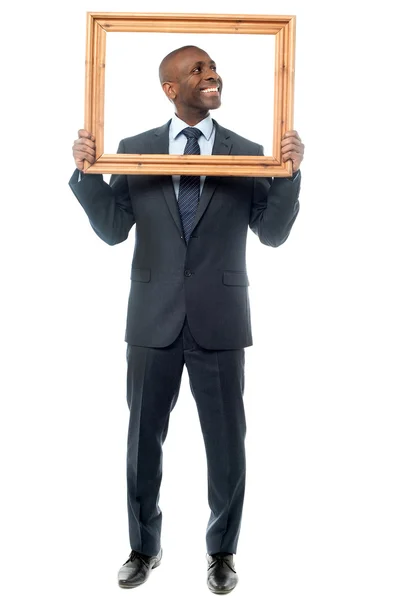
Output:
[160, 46, 223, 125]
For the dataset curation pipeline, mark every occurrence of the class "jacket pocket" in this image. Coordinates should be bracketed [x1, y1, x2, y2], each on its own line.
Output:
[130, 267, 151, 282]
[223, 270, 249, 286]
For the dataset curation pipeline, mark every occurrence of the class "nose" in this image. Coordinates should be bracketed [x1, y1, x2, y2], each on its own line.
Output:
[204, 66, 219, 81]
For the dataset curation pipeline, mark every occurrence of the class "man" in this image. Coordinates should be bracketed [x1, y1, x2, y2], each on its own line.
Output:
[70, 45, 304, 594]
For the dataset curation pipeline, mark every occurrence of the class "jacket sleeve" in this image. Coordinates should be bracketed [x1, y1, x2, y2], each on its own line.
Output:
[68, 139, 135, 246]
[249, 146, 301, 247]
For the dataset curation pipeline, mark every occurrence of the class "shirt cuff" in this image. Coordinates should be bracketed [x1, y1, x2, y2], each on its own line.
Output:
[288, 169, 300, 182]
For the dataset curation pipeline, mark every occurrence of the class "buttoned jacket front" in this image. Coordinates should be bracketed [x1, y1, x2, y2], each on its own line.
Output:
[69, 119, 301, 349]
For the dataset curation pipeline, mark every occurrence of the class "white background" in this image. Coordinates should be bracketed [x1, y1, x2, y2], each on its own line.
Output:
[104, 32, 275, 154]
[1, 1, 399, 600]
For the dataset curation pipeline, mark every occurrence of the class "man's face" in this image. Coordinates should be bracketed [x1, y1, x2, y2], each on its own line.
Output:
[166, 48, 223, 112]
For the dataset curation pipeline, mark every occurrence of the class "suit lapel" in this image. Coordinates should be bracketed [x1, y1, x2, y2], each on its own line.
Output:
[151, 119, 233, 239]
[191, 120, 232, 232]
[150, 121, 184, 238]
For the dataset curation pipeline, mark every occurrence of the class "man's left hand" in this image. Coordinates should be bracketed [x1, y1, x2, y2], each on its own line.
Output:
[281, 130, 305, 174]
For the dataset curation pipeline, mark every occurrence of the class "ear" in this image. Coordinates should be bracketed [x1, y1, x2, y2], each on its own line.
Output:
[162, 82, 177, 102]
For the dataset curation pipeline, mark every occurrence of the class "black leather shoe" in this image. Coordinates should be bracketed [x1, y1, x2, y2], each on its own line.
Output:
[118, 548, 162, 588]
[207, 553, 238, 594]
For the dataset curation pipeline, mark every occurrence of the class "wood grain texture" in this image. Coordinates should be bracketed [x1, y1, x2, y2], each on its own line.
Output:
[83, 12, 296, 177]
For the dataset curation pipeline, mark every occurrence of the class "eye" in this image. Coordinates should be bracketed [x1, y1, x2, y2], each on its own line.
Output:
[193, 67, 201, 73]
[211, 65, 217, 71]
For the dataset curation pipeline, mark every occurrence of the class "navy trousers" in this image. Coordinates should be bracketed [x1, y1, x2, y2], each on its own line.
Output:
[125, 316, 246, 556]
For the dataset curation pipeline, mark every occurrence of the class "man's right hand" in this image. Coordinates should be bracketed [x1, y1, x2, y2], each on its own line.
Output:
[72, 129, 96, 171]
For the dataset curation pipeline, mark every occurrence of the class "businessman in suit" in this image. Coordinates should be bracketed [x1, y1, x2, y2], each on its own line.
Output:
[70, 45, 304, 594]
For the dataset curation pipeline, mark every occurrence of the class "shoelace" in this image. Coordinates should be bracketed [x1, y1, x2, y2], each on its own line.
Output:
[208, 555, 237, 573]
[124, 550, 150, 566]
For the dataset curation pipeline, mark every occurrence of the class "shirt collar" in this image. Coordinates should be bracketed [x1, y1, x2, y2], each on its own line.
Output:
[170, 113, 214, 141]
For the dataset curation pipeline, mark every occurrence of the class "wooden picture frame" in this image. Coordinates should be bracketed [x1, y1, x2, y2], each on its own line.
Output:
[84, 12, 296, 177]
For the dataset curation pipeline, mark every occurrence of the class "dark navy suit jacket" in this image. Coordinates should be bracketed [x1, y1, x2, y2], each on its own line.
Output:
[69, 119, 301, 349]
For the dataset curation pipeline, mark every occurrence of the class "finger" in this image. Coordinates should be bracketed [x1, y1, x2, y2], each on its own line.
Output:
[74, 137, 96, 150]
[74, 147, 96, 159]
[281, 140, 302, 151]
[78, 129, 95, 141]
[281, 136, 303, 147]
[73, 145, 96, 158]
[282, 150, 302, 162]
[75, 159, 85, 170]
[74, 150, 96, 163]
[283, 130, 301, 141]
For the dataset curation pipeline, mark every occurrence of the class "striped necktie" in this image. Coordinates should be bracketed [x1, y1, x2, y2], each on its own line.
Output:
[177, 127, 202, 243]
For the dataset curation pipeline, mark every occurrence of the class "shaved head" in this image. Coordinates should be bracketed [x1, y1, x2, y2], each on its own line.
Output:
[159, 45, 207, 84]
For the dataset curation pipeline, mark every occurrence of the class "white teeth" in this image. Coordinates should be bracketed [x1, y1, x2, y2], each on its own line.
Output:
[201, 87, 219, 93]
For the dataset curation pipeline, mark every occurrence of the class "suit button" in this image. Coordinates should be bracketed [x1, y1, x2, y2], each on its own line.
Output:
[184, 269, 192, 277]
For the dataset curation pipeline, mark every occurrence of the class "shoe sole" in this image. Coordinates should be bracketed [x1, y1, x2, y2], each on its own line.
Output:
[207, 581, 238, 595]
[207, 584, 237, 595]
[118, 558, 162, 589]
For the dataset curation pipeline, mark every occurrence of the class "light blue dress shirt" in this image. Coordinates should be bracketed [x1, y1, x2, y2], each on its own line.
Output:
[169, 113, 216, 198]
